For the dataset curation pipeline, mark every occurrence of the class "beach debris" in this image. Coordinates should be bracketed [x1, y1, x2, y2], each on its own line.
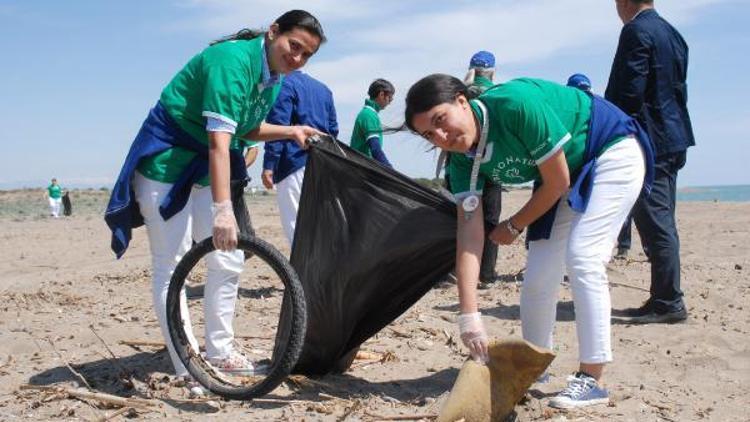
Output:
[438, 339, 554, 422]
[388, 326, 412, 338]
[118, 339, 167, 350]
[364, 411, 439, 420]
[355, 350, 383, 361]
[19, 385, 158, 410]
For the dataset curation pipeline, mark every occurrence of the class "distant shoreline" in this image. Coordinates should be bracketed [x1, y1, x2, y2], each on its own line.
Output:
[3, 184, 749, 203]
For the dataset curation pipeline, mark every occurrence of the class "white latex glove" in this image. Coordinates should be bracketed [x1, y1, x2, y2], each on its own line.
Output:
[458, 312, 489, 363]
[212, 200, 238, 251]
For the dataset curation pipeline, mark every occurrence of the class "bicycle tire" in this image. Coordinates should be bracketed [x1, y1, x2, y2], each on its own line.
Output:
[166, 234, 306, 400]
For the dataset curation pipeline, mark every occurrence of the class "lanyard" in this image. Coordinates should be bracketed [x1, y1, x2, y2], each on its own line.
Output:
[462, 100, 490, 220]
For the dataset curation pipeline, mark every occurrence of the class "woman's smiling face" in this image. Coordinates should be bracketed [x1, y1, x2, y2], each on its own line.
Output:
[409, 95, 478, 153]
[267, 26, 321, 74]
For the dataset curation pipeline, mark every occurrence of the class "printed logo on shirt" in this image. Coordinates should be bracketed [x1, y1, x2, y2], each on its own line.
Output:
[530, 140, 549, 156]
[489, 155, 536, 182]
[504, 168, 525, 181]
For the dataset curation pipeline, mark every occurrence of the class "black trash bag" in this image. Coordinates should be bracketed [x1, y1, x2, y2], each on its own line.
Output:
[62, 192, 72, 216]
[277, 136, 458, 375]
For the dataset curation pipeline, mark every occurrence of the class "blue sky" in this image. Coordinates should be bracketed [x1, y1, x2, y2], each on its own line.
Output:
[0, 0, 747, 189]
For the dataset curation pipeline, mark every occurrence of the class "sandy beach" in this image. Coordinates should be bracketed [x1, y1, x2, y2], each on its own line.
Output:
[0, 188, 747, 421]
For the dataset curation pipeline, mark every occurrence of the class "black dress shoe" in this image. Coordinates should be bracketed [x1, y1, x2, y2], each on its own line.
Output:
[478, 274, 499, 290]
[613, 300, 653, 318]
[623, 308, 688, 324]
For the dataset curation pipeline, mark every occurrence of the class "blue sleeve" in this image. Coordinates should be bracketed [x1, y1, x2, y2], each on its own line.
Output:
[263, 141, 282, 171]
[265, 77, 296, 126]
[263, 77, 297, 172]
[605, 24, 650, 116]
[367, 138, 392, 168]
[327, 94, 339, 138]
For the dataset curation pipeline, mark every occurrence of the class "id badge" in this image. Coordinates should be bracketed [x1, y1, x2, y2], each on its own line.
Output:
[462, 195, 480, 217]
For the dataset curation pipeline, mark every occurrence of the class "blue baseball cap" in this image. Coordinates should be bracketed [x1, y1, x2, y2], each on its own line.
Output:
[469, 51, 495, 69]
[567, 73, 592, 91]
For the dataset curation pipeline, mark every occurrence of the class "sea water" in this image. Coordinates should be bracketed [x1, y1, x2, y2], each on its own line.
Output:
[677, 185, 750, 202]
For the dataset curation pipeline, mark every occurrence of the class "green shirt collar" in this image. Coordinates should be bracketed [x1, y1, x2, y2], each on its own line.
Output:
[469, 99, 485, 127]
[365, 98, 381, 112]
[260, 37, 280, 90]
[473, 75, 494, 89]
[464, 99, 487, 158]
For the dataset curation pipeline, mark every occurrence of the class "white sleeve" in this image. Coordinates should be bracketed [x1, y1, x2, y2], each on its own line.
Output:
[205, 116, 237, 134]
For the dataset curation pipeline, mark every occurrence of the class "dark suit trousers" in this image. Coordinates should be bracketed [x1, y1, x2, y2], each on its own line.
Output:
[617, 215, 632, 250]
[633, 151, 687, 312]
[480, 182, 502, 281]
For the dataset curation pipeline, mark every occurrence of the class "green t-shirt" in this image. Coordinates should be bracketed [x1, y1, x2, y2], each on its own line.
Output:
[448, 78, 592, 198]
[349, 98, 383, 158]
[467, 75, 495, 100]
[472, 75, 494, 90]
[138, 37, 282, 186]
[47, 184, 62, 199]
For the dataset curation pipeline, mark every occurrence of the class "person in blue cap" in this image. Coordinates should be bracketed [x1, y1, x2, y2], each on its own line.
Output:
[464, 51, 496, 99]
[566, 73, 592, 92]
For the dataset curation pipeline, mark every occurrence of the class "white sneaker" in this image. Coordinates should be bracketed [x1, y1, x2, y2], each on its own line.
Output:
[548, 372, 609, 409]
[208, 351, 269, 377]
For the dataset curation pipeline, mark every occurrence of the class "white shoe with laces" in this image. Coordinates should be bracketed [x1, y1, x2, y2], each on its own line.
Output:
[548, 372, 609, 409]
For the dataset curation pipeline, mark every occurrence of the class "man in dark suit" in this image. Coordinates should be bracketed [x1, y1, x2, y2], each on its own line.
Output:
[606, 0, 694, 324]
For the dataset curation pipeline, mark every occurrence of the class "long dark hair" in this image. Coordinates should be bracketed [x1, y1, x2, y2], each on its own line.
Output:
[211, 9, 326, 46]
[405, 74, 468, 132]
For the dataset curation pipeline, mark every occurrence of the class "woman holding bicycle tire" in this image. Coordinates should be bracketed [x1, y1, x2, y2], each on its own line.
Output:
[105, 10, 325, 396]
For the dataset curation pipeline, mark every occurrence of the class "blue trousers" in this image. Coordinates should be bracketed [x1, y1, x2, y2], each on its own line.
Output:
[632, 150, 687, 313]
[617, 215, 632, 250]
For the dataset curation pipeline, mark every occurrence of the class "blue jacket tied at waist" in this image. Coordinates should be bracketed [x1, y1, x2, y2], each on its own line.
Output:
[104, 102, 247, 258]
[526, 94, 655, 242]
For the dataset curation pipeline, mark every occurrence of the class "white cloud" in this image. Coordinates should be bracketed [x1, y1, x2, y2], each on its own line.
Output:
[173, 0, 737, 179]
[172, 0, 385, 33]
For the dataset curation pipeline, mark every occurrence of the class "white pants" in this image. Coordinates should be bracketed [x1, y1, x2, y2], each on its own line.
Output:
[521, 137, 645, 364]
[275, 166, 305, 246]
[133, 172, 244, 377]
[48, 197, 61, 217]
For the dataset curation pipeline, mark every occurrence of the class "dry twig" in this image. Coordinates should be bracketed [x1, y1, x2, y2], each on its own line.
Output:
[89, 325, 132, 383]
[95, 406, 135, 422]
[118, 340, 166, 349]
[19, 385, 157, 410]
[46, 338, 93, 390]
[365, 412, 438, 421]
[610, 281, 650, 292]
